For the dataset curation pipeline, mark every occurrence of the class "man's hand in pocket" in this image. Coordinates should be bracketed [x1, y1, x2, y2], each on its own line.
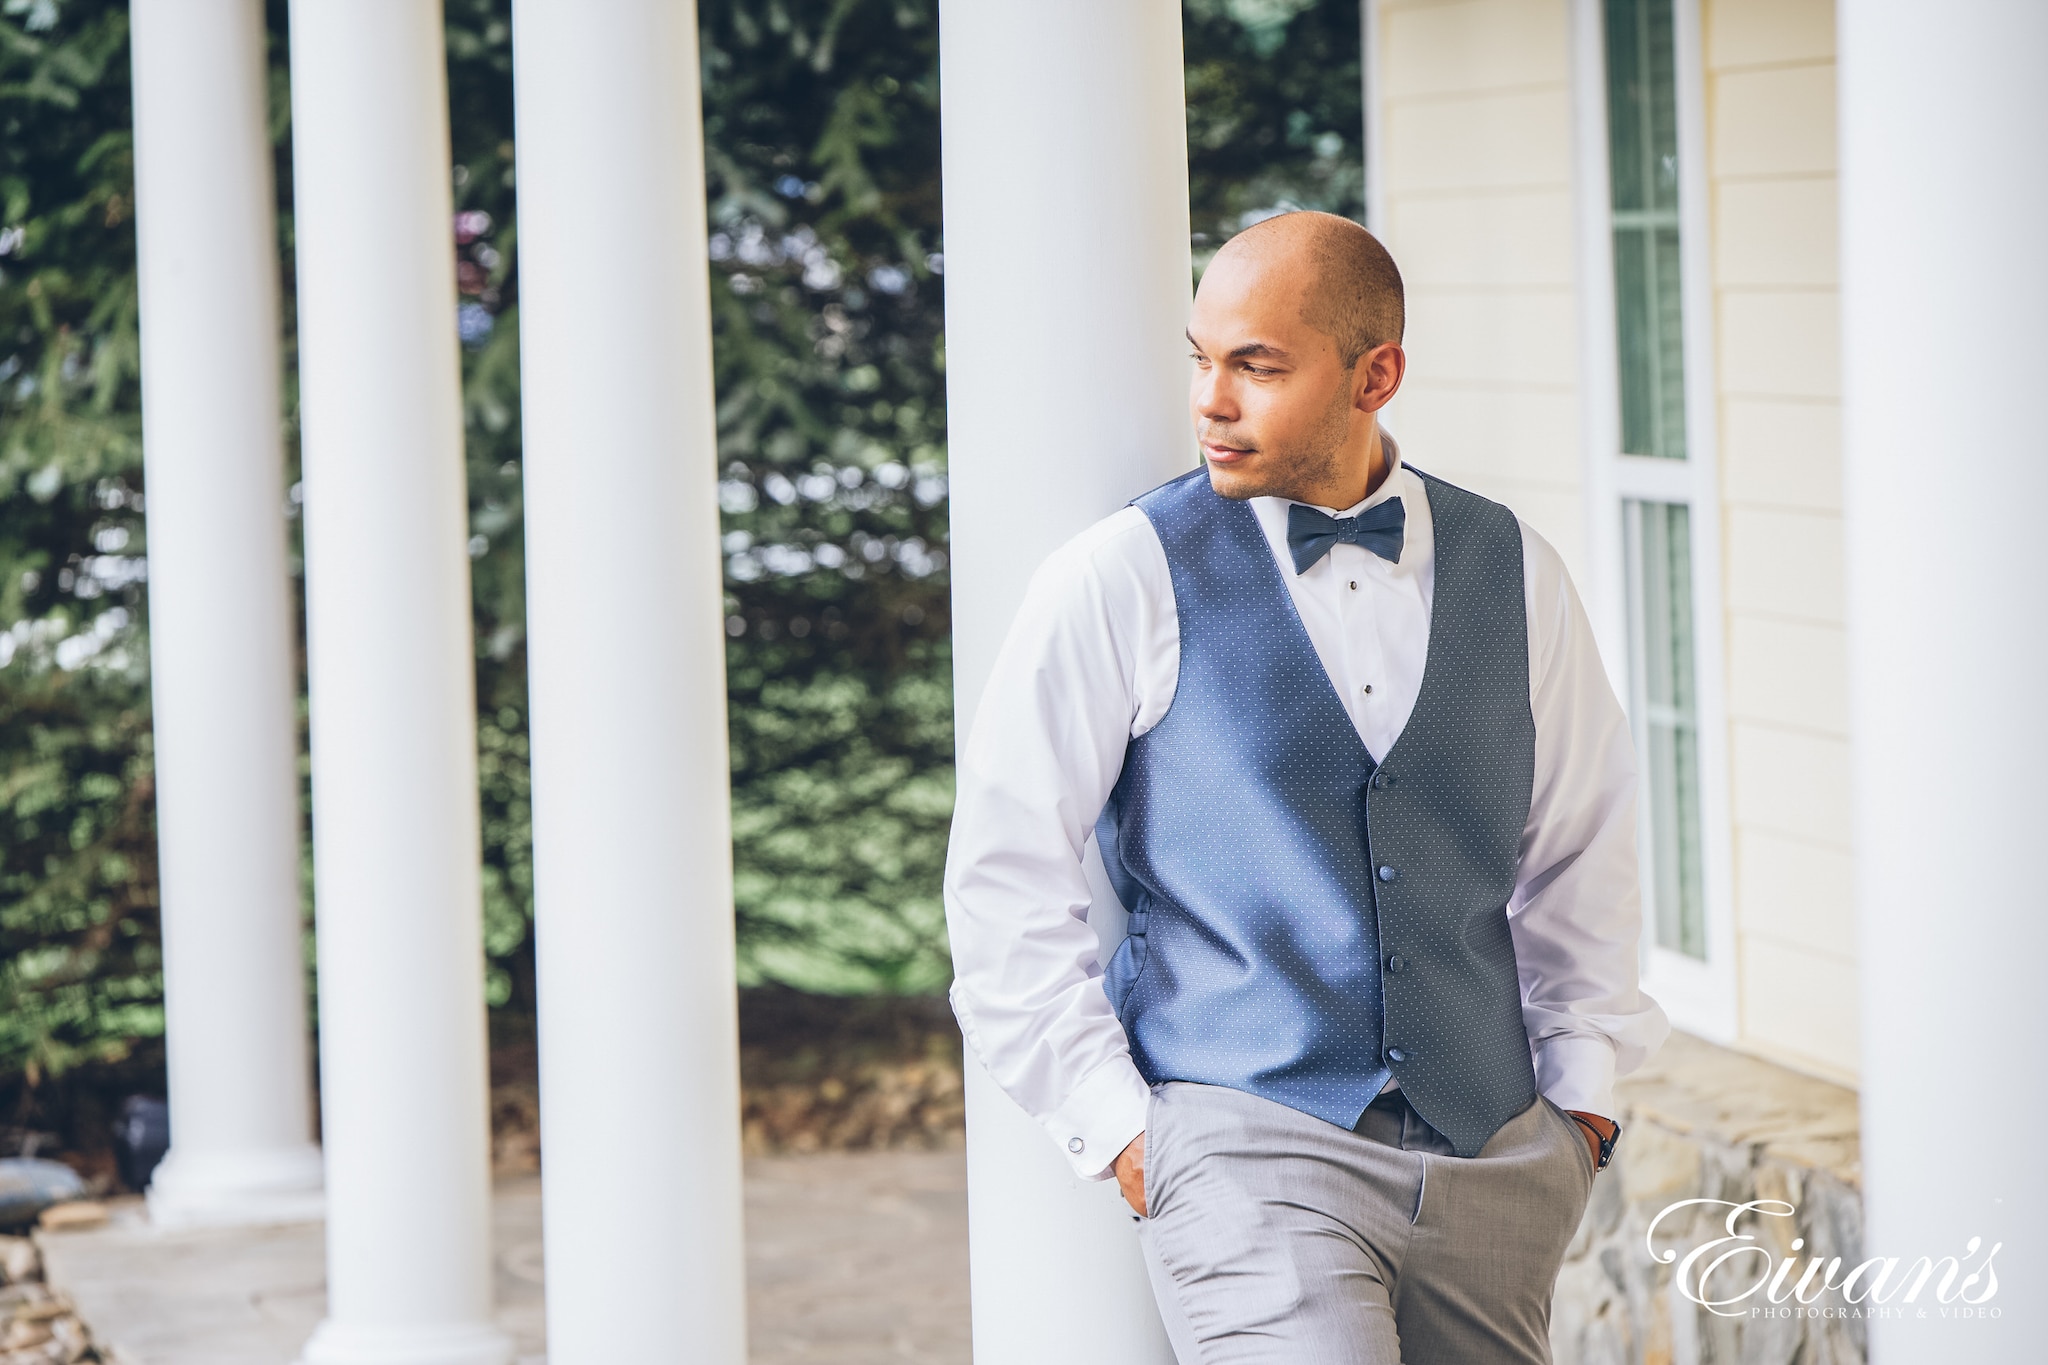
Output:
[1114, 1131, 1148, 1216]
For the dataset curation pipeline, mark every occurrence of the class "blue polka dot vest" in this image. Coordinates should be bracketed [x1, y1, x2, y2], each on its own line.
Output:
[1095, 467, 1540, 1157]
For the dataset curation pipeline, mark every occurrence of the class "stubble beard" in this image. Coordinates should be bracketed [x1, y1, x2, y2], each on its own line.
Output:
[1204, 377, 1357, 503]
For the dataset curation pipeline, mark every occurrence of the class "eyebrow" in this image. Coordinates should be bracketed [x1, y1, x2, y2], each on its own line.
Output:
[1186, 332, 1294, 362]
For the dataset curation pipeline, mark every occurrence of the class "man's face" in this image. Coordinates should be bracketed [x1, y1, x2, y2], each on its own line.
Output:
[1187, 251, 1362, 503]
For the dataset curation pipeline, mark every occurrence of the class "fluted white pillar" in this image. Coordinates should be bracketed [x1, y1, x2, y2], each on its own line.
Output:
[1840, 3, 2046, 1360]
[129, 0, 323, 1230]
[510, 2, 747, 1361]
[286, 3, 510, 1361]
[940, 2, 1191, 1360]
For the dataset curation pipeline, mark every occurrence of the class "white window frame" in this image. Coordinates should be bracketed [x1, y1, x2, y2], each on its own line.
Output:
[1570, 0, 1737, 1043]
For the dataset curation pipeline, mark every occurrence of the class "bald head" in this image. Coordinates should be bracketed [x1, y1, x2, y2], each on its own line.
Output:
[1208, 212, 1405, 367]
[1187, 210, 1408, 508]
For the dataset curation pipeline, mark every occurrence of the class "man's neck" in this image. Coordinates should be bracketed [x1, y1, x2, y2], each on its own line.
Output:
[1292, 424, 1389, 512]
[1360, 425, 1391, 500]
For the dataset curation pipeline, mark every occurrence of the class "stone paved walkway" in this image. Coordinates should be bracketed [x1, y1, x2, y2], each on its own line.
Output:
[36, 1149, 970, 1365]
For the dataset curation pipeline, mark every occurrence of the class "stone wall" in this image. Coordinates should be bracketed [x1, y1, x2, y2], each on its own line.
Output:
[1551, 1030, 1865, 1365]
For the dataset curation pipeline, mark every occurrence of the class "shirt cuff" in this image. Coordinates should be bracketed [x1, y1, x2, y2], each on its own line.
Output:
[1533, 1033, 1618, 1122]
[1044, 1054, 1152, 1182]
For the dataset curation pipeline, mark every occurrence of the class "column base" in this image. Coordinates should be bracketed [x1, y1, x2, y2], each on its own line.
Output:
[146, 1143, 326, 1229]
[298, 1320, 515, 1365]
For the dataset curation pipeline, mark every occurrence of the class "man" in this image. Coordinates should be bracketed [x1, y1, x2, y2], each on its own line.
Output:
[943, 211, 1668, 1363]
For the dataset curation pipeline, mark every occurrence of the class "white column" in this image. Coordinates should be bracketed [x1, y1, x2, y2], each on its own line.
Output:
[940, 3, 1190, 1360]
[128, 0, 323, 1230]
[1840, 4, 2046, 1360]
[286, 3, 510, 1362]
[509, 3, 747, 1362]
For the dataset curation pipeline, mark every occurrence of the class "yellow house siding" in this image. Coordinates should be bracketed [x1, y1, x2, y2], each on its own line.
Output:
[1739, 938, 1860, 1085]
[1714, 179, 1837, 287]
[1376, 0, 1587, 584]
[1703, 0, 1857, 1080]
[1720, 397, 1839, 511]
[1726, 507, 1843, 623]
[1375, 0, 1859, 1081]
[1703, 0, 1836, 66]
[1710, 66, 1838, 178]
[1382, 0, 1575, 95]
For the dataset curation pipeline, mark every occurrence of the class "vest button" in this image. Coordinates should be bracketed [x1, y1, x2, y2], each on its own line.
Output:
[1377, 865, 1398, 882]
[1371, 772, 1386, 790]
[1385, 953, 1406, 973]
[1387, 1047, 1409, 1063]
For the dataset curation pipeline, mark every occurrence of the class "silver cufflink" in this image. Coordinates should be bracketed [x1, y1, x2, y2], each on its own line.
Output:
[1068, 1137, 1084, 1153]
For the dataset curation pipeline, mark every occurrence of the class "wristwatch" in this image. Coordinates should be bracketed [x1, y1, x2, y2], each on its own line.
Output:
[1568, 1112, 1622, 1171]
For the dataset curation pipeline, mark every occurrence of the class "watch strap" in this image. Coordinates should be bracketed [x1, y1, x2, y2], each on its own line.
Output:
[1567, 1112, 1622, 1171]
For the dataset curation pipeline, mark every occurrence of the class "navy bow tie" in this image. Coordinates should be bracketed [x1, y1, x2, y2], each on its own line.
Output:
[1286, 498, 1406, 575]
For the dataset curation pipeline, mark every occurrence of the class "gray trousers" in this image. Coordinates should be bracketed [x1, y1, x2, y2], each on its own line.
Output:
[1134, 1080, 1594, 1364]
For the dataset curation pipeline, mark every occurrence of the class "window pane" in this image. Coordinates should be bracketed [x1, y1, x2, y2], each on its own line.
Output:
[1624, 499, 1706, 960]
[1604, 0, 1648, 212]
[1604, 0, 1679, 215]
[1605, 0, 1687, 460]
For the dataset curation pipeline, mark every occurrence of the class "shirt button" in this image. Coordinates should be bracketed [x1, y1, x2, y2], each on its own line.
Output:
[1067, 1137, 1084, 1153]
[1348, 580, 1358, 591]
[1362, 684, 1374, 696]
[1378, 865, 1398, 882]
[1385, 953, 1406, 973]
[1387, 1047, 1409, 1063]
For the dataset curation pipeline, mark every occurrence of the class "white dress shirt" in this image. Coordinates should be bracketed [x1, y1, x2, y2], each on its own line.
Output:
[943, 442, 1670, 1182]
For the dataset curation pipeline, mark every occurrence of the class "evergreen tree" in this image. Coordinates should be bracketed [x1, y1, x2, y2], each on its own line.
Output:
[0, 0, 1361, 1129]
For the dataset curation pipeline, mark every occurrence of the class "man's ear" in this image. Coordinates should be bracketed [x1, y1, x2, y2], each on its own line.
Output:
[1356, 342, 1405, 414]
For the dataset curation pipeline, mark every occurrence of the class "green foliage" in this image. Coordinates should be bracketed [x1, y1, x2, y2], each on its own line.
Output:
[0, 0, 1370, 1109]
[0, 0, 160, 1087]
[438, 1, 533, 1010]
[438, 0, 959, 998]
[1185, 0, 1365, 265]
[699, 0, 954, 992]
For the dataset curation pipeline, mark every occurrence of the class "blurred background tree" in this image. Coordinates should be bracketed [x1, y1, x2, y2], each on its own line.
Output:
[446, 0, 960, 1003]
[0, 0, 160, 1138]
[1185, 0, 1364, 263]
[0, 0, 1360, 1138]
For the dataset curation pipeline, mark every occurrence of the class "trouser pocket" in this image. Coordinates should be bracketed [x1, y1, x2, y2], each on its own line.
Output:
[1542, 1095, 1597, 1190]
[1141, 1083, 1162, 1218]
